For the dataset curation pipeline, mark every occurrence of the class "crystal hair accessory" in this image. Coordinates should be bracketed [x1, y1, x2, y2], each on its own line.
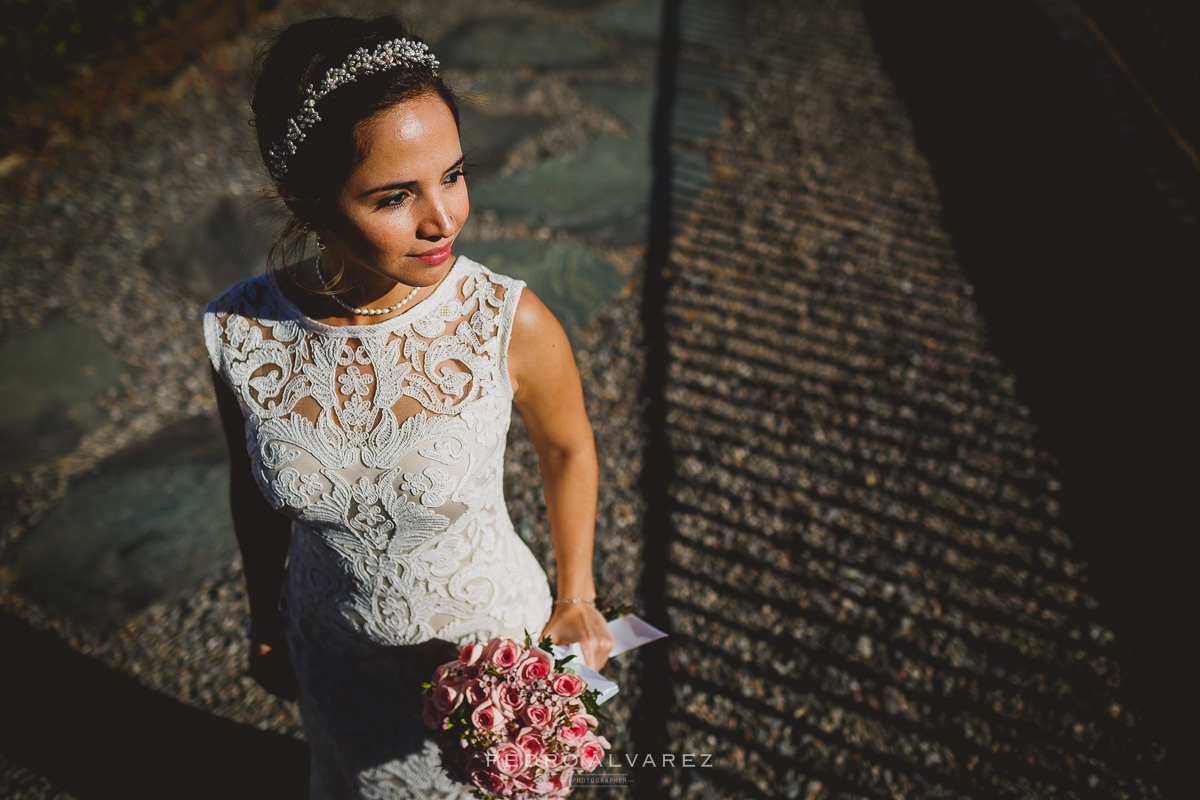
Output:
[267, 37, 440, 182]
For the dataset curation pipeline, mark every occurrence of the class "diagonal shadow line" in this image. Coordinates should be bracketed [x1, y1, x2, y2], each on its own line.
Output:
[0, 610, 308, 799]
[668, 408, 1073, 566]
[667, 336, 1044, 464]
[667, 424, 1080, 586]
[665, 342, 1039, 466]
[664, 557, 1125, 742]
[669, 231, 988, 339]
[664, 592, 1145, 779]
[670, 257, 989, 347]
[667, 430, 1081, 601]
[667, 519, 1112, 688]
[670, 412, 1067, 557]
[666, 381, 1053, 508]
[667, 285, 1017, 395]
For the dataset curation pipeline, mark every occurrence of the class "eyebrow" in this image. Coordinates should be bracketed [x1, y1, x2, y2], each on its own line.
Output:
[360, 156, 466, 197]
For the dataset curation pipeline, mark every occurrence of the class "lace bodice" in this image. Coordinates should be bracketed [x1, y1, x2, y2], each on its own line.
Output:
[204, 254, 551, 645]
[204, 256, 554, 798]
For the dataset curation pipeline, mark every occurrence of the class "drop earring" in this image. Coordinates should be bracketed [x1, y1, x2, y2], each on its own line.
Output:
[316, 232, 326, 250]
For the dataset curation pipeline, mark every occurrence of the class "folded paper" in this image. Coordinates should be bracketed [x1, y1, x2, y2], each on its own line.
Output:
[607, 613, 668, 657]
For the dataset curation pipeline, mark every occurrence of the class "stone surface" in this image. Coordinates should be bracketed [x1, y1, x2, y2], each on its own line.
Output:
[0, 317, 137, 471]
[469, 136, 652, 246]
[679, 0, 746, 49]
[457, 240, 626, 336]
[577, 80, 656, 138]
[12, 416, 234, 628]
[676, 59, 745, 94]
[530, 0, 609, 8]
[458, 106, 551, 181]
[436, 18, 609, 70]
[142, 195, 286, 301]
[670, 91, 727, 144]
[594, 0, 665, 40]
[577, 81, 725, 144]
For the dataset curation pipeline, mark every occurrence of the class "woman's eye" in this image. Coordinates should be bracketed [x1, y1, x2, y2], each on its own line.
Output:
[445, 169, 466, 185]
[380, 193, 410, 209]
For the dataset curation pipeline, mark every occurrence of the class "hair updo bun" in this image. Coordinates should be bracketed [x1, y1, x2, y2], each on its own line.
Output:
[251, 15, 460, 271]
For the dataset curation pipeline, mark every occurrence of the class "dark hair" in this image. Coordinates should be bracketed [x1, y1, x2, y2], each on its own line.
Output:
[251, 15, 460, 278]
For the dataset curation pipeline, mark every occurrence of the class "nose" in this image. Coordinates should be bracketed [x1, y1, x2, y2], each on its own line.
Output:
[416, 194, 457, 241]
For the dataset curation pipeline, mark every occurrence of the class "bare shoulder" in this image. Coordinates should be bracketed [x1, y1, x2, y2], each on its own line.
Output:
[508, 286, 573, 399]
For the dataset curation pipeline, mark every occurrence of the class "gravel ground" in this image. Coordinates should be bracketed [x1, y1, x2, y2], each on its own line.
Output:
[0, 0, 1178, 798]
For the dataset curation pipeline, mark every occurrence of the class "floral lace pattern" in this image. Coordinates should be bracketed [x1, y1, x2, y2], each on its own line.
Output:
[204, 256, 554, 799]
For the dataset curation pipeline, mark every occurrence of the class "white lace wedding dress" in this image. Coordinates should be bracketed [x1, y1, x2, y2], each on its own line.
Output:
[203, 255, 554, 799]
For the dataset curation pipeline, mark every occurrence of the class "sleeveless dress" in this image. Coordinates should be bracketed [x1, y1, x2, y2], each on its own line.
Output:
[203, 255, 554, 799]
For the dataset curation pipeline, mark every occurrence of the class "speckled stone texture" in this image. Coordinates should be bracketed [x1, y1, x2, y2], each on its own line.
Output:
[630, 1, 1171, 798]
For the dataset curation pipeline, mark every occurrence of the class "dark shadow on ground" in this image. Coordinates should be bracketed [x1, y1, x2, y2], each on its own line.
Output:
[860, 1, 1197, 793]
[0, 611, 308, 799]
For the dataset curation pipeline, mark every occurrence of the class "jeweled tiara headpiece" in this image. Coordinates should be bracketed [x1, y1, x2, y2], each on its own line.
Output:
[267, 37, 440, 183]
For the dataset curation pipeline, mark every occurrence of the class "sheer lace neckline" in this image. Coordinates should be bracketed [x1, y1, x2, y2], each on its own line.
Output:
[264, 254, 475, 335]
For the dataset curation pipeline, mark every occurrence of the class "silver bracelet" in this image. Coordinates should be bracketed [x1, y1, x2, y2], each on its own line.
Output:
[554, 597, 595, 605]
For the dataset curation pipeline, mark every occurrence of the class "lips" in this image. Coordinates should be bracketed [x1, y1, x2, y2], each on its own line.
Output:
[414, 242, 453, 265]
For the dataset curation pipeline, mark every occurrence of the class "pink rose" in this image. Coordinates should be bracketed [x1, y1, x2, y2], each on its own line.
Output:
[471, 701, 507, 733]
[433, 680, 465, 714]
[470, 766, 507, 796]
[551, 672, 585, 698]
[517, 646, 554, 682]
[484, 638, 524, 673]
[578, 733, 610, 772]
[460, 643, 484, 667]
[491, 682, 525, 714]
[515, 728, 545, 761]
[493, 742, 528, 777]
[422, 694, 444, 731]
[557, 714, 590, 745]
[521, 704, 552, 728]
[464, 679, 489, 705]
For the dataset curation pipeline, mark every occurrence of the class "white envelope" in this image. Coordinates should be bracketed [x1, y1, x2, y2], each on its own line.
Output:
[606, 613, 668, 658]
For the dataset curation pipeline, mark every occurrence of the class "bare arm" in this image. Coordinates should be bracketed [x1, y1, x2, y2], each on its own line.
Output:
[509, 289, 613, 671]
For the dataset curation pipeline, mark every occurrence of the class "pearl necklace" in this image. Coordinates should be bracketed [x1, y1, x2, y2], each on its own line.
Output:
[314, 253, 419, 317]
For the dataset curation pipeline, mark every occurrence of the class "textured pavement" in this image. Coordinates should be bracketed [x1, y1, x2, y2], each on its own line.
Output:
[632, 1, 1174, 796]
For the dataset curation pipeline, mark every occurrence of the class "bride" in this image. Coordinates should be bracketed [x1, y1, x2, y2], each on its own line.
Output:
[203, 14, 613, 798]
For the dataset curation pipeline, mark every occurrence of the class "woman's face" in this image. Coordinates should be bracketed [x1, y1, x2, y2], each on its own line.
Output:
[323, 92, 468, 292]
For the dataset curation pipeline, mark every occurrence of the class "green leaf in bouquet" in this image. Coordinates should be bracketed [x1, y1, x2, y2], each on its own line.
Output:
[579, 688, 604, 718]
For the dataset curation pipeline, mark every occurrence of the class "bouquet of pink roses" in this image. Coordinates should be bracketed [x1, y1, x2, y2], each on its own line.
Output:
[423, 633, 611, 798]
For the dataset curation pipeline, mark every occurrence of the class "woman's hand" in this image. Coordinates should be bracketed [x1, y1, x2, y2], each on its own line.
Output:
[541, 602, 615, 673]
[247, 641, 300, 701]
